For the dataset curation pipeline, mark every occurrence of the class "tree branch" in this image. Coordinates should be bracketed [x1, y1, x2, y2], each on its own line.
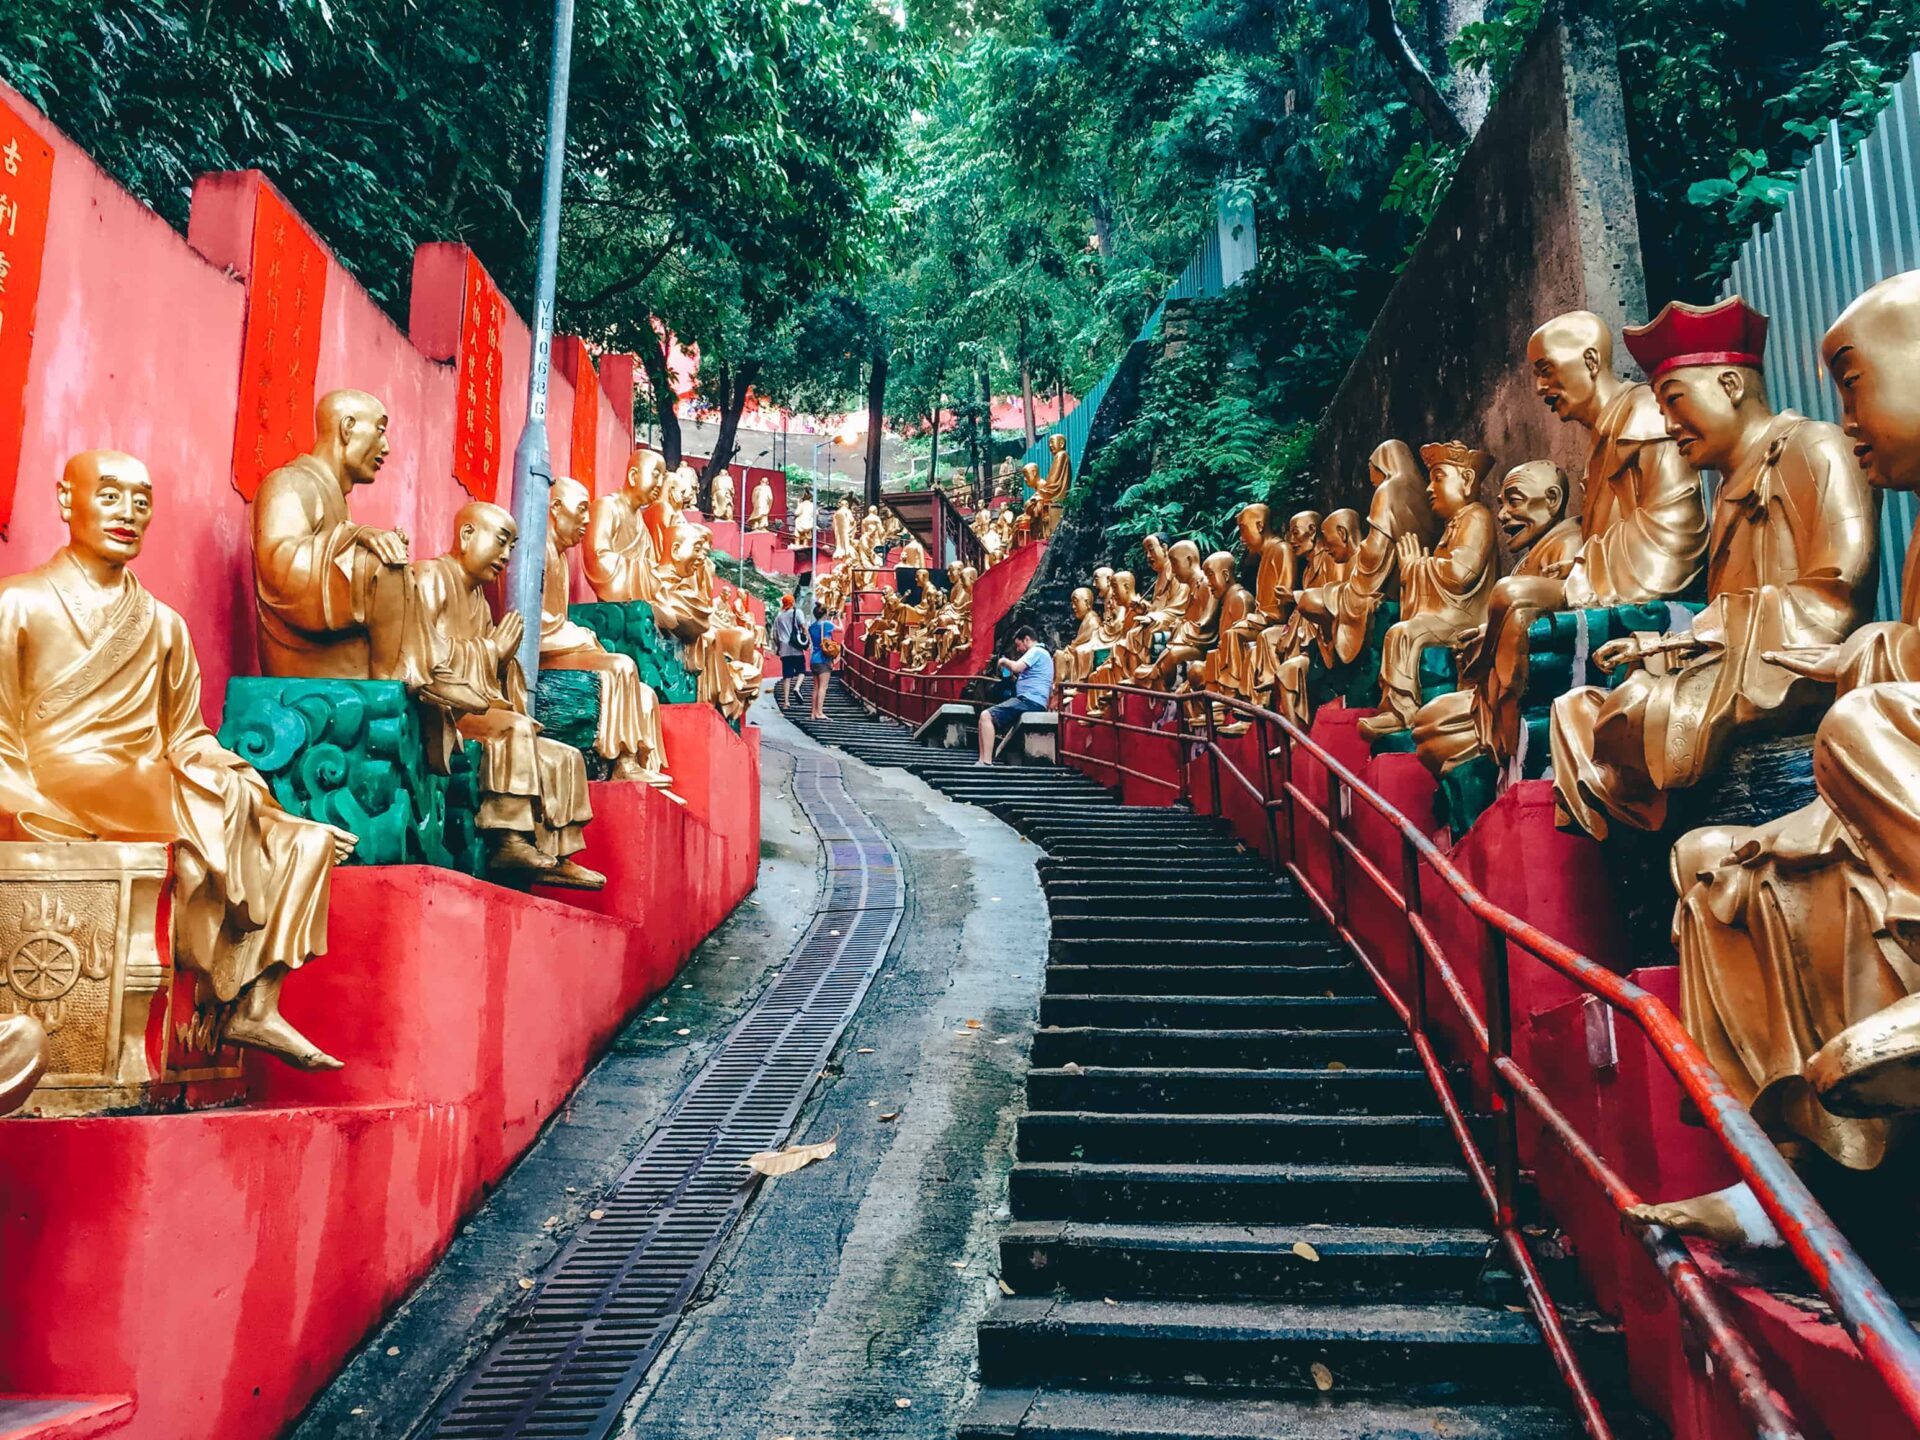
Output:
[1365, 0, 1470, 146]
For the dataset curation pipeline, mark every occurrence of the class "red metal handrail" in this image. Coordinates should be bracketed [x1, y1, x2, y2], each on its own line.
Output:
[1045, 680, 1920, 1440]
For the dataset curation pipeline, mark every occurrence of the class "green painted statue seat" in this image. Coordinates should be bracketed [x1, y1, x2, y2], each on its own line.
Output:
[567, 600, 700, 704]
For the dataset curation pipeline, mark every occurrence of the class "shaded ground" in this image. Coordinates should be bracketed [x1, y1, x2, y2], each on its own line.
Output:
[291, 697, 1047, 1439]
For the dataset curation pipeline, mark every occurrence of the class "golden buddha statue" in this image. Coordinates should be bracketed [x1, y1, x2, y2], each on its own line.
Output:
[1055, 586, 1101, 688]
[831, 496, 857, 558]
[746, 474, 774, 532]
[978, 508, 1005, 566]
[671, 464, 700, 514]
[898, 536, 929, 570]
[791, 491, 817, 548]
[1109, 534, 1190, 682]
[1356, 442, 1499, 741]
[1551, 297, 1875, 838]
[584, 449, 667, 604]
[857, 508, 885, 571]
[1137, 545, 1229, 689]
[1411, 462, 1582, 773]
[1252, 511, 1329, 696]
[1084, 570, 1148, 701]
[710, 468, 736, 523]
[929, 564, 976, 667]
[252, 389, 452, 700]
[865, 590, 905, 658]
[1274, 509, 1362, 725]
[1636, 273, 1920, 1244]
[416, 502, 603, 888]
[1196, 562, 1258, 712]
[1210, 505, 1295, 703]
[6, 451, 356, 1069]
[991, 507, 1018, 558]
[659, 525, 756, 719]
[543, 478, 673, 788]
[1026, 433, 1072, 541]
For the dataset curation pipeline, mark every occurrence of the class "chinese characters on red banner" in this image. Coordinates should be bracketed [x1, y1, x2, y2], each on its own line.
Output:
[453, 253, 505, 502]
[564, 336, 598, 494]
[230, 182, 327, 500]
[0, 98, 54, 537]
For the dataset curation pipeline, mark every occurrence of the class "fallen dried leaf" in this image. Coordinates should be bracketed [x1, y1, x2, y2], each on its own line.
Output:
[1292, 1241, 1320, 1262]
[965, 1018, 984, 1029]
[1103, 1297, 1117, 1306]
[676, 1028, 691, 1036]
[745, 1138, 838, 1177]
[1311, 1362, 1334, 1392]
[879, 1112, 900, 1122]
[857, 1047, 875, 1054]
[997, 1278, 1015, 1296]
[386, 1347, 401, 1357]
[895, 1398, 913, 1409]
[1061, 1062, 1085, 1074]
[1325, 1060, 1347, 1071]
[590, 1209, 606, 1220]
[518, 1278, 535, 1291]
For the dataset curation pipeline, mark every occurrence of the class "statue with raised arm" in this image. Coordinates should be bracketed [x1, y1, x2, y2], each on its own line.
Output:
[416, 502, 603, 888]
[252, 389, 460, 702]
[543, 478, 673, 788]
[6, 451, 357, 1069]
[1412, 462, 1582, 773]
[1357, 442, 1499, 741]
[1550, 298, 1875, 838]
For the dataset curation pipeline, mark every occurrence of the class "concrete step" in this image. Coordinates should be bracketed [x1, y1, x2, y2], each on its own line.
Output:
[974, 1295, 1566, 1400]
[1047, 914, 1317, 943]
[1030, 1026, 1410, 1070]
[1026, 1065, 1436, 1115]
[1042, 963, 1369, 996]
[1039, 992, 1392, 1030]
[1015, 1110, 1457, 1165]
[1007, 1160, 1481, 1227]
[958, 1387, 1582, 1439]
[1039, 859, 1272, 881]
[1045, 893, 1306, 921]
[998, 1220, 1494, 1302]
[1047, 937, 1346, 966]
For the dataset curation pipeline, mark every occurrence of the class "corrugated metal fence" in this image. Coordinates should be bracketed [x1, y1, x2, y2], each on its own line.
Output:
[1720, 56, 1920, 619]
[1014, 190, 1257, 481]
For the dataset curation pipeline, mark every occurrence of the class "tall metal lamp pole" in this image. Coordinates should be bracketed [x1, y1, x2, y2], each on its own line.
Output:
[503, 0, 578, 681]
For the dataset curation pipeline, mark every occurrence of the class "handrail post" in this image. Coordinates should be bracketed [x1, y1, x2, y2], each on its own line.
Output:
[1480, 924, 1520, 1229]
[1400, 834, 1428, 1040]
[1107, 683, 1123, 792]
[1257, 713, 1283, 869]
[1204, 698, 1223, 817]
[1324, 760, 1348, 920]
[1172, 690, 1192, 807]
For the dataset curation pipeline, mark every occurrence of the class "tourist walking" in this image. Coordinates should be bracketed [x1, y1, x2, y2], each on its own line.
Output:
[807, 604, 838, 721]
[771, 593, 807, 709]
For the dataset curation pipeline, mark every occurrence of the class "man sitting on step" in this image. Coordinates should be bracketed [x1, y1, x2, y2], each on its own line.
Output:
[978, 627, 1054, 767]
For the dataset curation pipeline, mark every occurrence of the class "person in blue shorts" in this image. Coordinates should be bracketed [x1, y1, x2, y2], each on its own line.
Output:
[978, 626, 1053, 765]
[806, 604, 837, 720]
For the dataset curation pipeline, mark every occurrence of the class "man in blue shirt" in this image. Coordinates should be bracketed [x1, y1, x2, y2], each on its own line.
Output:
[977, 626, 1054, 765]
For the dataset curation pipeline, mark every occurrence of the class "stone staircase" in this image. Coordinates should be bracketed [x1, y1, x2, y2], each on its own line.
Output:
[792, 678, 1634, 1439]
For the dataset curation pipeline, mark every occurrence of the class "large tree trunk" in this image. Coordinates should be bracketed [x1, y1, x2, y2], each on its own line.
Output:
[1090, 194, 1115, 262]
[635, 331, 683, 468]
[697, 359, 762, 512]
[1019, 315, 1037, 448]
[863, 343, 887, 507]
[977, 367, 993, 491]
[929, 396, 941, 488]
[1366, 0, 1470, 145]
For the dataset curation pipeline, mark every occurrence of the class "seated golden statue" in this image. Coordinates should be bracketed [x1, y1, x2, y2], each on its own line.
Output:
[1551, 297, 1875, 838]
[1084, 570, 1149, 701]
[898, 537, 929, 570]
[1024, 433, 1071, 541]
[1356, 441, 1498, 741]
[671, 463, 700, 514]
[865, 590, 906, 658]
[416, 502, 603, 888]
[253, 389, 465, 704]
[543, 478, 673, 788]
[662, 527, 759, 720]
[929, 564, 976, 667]
[831, 496, 857, 560]
[746, 474, 774, 532]
[1411, 462, 1583, 772]
[584, 449, 667, 605]
[1641, 273, 1920, 1245]
[857, 508, 885, 571]
[1055, 586, 1101, 688]
[710, 469, 736, 523]
[1210, 505, 1294, 704]
[791, 492, 817, 548]
[1136, 545, 1229, 689]
[991, 507, 1018, 558]
[1275, 509, 1362, 725]
[1252, 510, 1328, 694]
[6, 451, 356, 1070]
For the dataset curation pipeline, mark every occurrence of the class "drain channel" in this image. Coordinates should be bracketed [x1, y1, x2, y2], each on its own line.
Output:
[424, 751, 904, 1440]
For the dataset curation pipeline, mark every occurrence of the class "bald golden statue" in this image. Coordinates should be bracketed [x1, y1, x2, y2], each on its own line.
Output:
[544, 478, 674, 788]
[252, 389, 460, 702]
[1275, 509, 1361, 725]
[746, 474, 774, 532]
[1357, 442, 1499, 741]
[1137, 545, 1229, 689]
[709, 469, 736, 523]
[790, 491, 817, 548]
[1411, 462, 1581, 773]
[417, 502, 603, 888]
[1551, 298, 1875, 838]
[584, 449, 668, 605]
[5, 452, 356, 1069]
[1023, 434, 1071, 540]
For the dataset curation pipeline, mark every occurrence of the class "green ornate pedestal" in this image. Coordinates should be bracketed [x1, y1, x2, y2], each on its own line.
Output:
[533, 670, 612, 781]
[1365, 642, 1458, 756]
[568, 601, 699, 704]
[1300, 602, 1399, 712]
[219, 677, 484, 874]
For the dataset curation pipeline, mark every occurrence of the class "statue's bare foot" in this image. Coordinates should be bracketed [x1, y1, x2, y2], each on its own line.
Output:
[489, 834, 557, 876]
[1625, 1183, 1782, 1248]
[612, 754, 650, 783]
[541, 858, 608, 891]
[1806, 991, 1920, 1117]
[225, 1011, 344, 1071]
[1355, 710, 1404, 741]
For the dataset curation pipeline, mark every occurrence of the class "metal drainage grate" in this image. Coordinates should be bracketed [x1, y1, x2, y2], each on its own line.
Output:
[423, 751, 903, 1440]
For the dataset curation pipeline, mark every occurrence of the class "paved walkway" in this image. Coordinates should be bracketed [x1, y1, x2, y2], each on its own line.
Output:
[292, 698, 1048, 1438]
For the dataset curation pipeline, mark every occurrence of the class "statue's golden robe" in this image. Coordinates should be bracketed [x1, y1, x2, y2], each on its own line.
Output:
[1552, 413, 1874, 835]
[746, 480, 774, 531]
[1370, 503, 1498, 730]
[252, 454, 432, 684]
[0, 553, 334, 1001]
[1330, 472, 1436, 667]
[584, 490, 660, 604]
[541, 538, 670, 780]
[1563, 384, 1709, 607]
[415, 555, 592, 858]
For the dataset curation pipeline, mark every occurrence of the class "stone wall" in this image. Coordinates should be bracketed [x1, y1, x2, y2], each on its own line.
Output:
[1308, 2, 1649, 520]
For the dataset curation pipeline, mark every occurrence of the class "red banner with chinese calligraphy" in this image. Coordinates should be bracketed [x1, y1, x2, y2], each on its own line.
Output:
[0, 97, 55, 537]
[230, 182, 327, 500]
[559, 335, 598, 494]
[453, 253, 505, 502]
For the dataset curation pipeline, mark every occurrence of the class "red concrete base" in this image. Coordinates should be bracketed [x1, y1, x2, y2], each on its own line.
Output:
[0, 1398, 133, 1440]
[0, 718, 762, 1440]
